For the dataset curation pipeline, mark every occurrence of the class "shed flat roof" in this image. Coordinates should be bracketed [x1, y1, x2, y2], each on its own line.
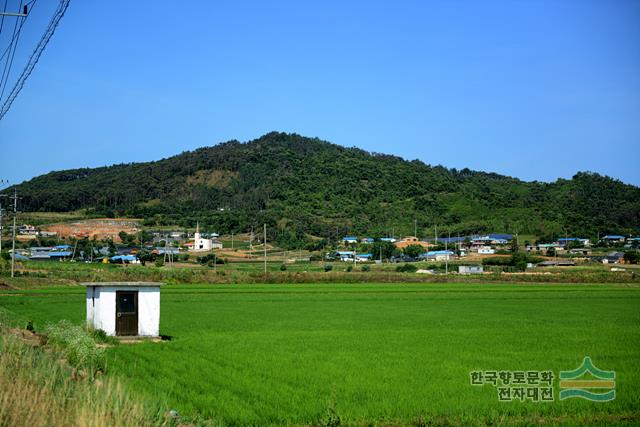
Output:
[81, 282, 164, 287]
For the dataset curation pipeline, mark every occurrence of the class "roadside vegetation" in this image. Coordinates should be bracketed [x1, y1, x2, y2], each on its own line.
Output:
[1, 257, 638, 290]
[0, 319, 172, 427]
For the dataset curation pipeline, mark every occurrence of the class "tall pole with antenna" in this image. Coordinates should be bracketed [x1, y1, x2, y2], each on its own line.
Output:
[0, 179, 7, 254]
[0, 201, 3, 255]
[0, 198, 5, 255]
[263, 223, 267, 274]
[10, 189, 18, 278]
[445, 231, 449, 274]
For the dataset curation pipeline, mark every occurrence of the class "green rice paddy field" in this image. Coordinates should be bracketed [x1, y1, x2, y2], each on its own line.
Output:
[1, 283, 639, 426]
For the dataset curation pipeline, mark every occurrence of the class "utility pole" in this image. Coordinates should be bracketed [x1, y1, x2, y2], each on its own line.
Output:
[0, 196, 5, 254]
[414, 219, 417, 238]
[0, 180, 7, 254]
[10, 189, 18, 278]
[71, 239, 78, 261]
[231, 232, 234, 250]
[445, 231, 449, 274]
[263, 224, 267, 273]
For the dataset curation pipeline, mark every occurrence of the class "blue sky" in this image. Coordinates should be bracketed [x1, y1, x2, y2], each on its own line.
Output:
[1, 0, 639, 186]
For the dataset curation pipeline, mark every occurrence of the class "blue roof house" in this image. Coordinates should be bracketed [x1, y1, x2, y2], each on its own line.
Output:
[356, 253, 373, 262]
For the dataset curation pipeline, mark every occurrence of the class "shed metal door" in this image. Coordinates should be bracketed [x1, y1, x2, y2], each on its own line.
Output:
[115, 291, 138, 336]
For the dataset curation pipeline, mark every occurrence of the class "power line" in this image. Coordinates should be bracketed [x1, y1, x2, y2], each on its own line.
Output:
[0, 0, 69, 121]
[0, 0, 39, 105]
[0, 0, 9, 36]
[0, 0, 35, 63]
[10, 188, 19, 278]
[0, 1, 22, 101]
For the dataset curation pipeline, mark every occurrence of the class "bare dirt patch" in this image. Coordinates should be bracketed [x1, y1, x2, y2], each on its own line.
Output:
[42, 218, 140, 241]
[5, 328, 45, 347]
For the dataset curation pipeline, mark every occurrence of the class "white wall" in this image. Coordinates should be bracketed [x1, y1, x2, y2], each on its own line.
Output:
[138, 287, 160, 336]
[86, 286, 160, 337]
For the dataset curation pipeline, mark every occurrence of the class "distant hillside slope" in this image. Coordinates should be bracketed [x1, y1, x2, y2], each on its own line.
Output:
[12, 132, 640, 246]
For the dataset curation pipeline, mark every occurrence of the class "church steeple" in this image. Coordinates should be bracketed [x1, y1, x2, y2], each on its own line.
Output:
[195, 221, 200, 240]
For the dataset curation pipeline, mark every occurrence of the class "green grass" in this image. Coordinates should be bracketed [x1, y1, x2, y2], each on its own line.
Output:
[1, 283, 639, 425]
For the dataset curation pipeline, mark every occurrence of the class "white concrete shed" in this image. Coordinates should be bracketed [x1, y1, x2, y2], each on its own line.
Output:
[83, 282, 163, 337]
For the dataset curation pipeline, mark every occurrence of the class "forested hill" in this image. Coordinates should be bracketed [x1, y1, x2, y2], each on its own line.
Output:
[12, 132, 640, 244]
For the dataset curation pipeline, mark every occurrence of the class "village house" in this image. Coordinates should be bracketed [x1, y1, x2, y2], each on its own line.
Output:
[110, 254, 140, 264]
[537, 260, 576, 267]
[335, 251, 355, 262]
[601, 235, 625, 244]
[29, 247, 54, 260]
[459, 265, 483, 274]
[152, 230, 186, 245]
[342, 236, 358, 245]
[603, 252, 625, 264]
[355, 253, 373, 262]
[558, 237, 591, 247]
[526, 243, 564, 255]
[49, 244, 73, 260]
[569, 248, 592, 256]
[18, 224, 38, 235]
[470, 234, 512, 248]
[419, 250, 454, 261]
[154, 247, 180, 255]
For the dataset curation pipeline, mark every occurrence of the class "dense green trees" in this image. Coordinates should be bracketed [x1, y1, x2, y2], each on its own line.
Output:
[403, 244, 426, 258]
[624, 251, 639, 264]
[9, 132, 640, 248]
[369, 241, 398, 260]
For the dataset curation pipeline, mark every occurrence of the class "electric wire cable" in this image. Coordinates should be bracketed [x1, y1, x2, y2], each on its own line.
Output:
[0, 0, 9, 36]
[0, 0, 68, 120]
[0, 0, 22, 101]
[0, 0, 37, 64]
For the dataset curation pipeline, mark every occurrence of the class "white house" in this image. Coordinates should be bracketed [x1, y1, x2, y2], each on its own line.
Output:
[459, 265, 484, 274]
[335, 251, 355, 262]
[190, 223, 223, 252]
[18, 224, 38, 235]
[420, 250, 454, 261]
[478, 246, 495, 255]
[84, 282, 162, 337]
[342, 236, 358, 245]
